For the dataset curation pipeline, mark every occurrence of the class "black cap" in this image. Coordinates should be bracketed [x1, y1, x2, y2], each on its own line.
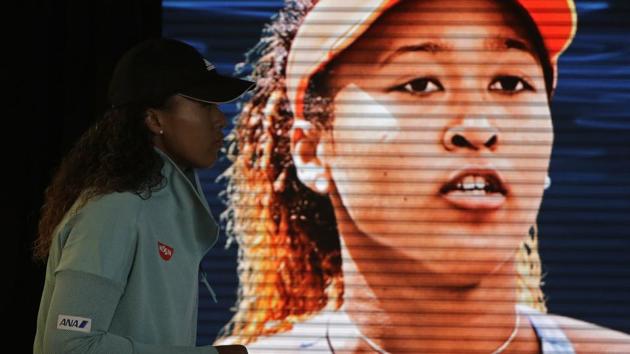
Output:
[108, 38, 255, 107]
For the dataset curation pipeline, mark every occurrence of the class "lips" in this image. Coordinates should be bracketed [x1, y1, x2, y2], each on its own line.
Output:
[439, 166, 509, 210]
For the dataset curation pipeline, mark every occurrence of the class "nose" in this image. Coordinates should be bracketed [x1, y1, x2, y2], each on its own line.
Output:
[442, 116, 499, 151]
[221, 112, 228, 129]
[218, 110, 228, 129]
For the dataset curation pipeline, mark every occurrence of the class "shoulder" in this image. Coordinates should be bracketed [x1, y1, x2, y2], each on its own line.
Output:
[68, 191, 145, 228]
[81, 191, 144, 215]
[55, 192, 145, 283]
[218, 313, 335, 354]
[220, 310, 361, 354]
[549, 314, 630, 354]
[60, 191, 145, 254]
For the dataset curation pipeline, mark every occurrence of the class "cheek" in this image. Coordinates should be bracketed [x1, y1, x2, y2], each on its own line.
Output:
[174, 121, 203, 147]
[330, 85, 443, 230]
[189, 116, 218, 141]
[502, 103, 553, 219]
[167, 118, 216, 160]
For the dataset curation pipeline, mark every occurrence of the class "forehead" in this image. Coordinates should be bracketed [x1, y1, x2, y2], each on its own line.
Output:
[165, 94, 210, 111]
[340, 0, 535, 61]
[379, 0, 524, 24]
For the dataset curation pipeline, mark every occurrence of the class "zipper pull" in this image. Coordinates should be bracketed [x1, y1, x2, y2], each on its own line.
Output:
[200, 270, 218, 303]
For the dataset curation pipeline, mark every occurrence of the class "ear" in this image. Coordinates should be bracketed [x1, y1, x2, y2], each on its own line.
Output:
[144, 108, 164, 136]
[290, 119, 331, 194]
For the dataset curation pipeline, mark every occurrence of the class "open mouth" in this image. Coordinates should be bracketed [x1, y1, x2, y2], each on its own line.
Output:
[439, 167, 508, 210]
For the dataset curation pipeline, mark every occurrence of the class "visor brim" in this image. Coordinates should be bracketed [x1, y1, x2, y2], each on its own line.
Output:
[179, 74, 255, 104]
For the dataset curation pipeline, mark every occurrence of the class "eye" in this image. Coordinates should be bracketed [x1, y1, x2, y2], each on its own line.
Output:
[488, 75, 534, 93]
[391, 78, 443, 95]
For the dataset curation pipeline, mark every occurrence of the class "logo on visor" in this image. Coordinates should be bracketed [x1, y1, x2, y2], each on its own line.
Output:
[158, 241, 174, 261]
[203, 59, 216, 71]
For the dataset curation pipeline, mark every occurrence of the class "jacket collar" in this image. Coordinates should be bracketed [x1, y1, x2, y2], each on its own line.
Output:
[152, 146, 218, 252]
[153, 147, 206, 204]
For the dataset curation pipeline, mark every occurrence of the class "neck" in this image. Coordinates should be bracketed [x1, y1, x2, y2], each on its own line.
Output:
[153, 144, 192, 172]
[332, 199, 524, 353]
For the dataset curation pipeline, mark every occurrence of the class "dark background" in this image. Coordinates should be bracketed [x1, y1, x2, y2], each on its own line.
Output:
[13, 0, 629, 352]
[14, 0, 162, 351]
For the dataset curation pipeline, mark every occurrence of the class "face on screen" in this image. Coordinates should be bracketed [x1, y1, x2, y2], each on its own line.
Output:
[315, 0, 552, 284]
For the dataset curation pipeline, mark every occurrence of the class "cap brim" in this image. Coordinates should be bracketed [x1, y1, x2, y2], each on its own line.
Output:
[179, 73, 255, 104]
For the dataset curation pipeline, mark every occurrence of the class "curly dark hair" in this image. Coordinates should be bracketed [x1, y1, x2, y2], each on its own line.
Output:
[218, 0, 554, 343]
[33, 99, 169, 261]
[216, 0, 343, 342]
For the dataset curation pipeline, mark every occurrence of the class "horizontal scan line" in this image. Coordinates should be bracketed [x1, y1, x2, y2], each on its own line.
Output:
[219, 189, 630, 198]
[223, 178, 630, 187]
[228, 151, 625, 159]
[208, 189, 630, 198]
[225, 258, 629, 269]
[277, 7, 582, 13]
[273, 98, 555, 106]
[223, 284, 630, 294]
[224, 193, 630, 203]
[227, 202, 630, 213]
[288, 18, 576, 24]
[200, 244, 630, 255]
[234, 123, 557, 132]
[229, 215, 630, 226]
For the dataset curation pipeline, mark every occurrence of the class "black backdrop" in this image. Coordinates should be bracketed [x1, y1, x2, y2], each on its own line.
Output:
[14, 1, 161, 352]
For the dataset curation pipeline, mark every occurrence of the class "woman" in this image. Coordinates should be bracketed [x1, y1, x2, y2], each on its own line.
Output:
[33, 38, 252, 354]
[218, 0, 630, 353]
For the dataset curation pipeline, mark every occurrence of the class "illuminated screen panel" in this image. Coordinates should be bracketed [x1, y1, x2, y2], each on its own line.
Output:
[164, 0, 630, 351]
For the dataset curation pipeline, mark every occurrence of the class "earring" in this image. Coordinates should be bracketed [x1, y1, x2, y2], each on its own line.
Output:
[298, 169, 330, 194]
[273, 171, 287, 193]
[159, 130, 164, 135]
[314, 174, 330, 194]
[544, 175, 551, 190]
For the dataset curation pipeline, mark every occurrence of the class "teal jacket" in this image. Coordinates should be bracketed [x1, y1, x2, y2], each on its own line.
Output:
[34, 147, 220, 354]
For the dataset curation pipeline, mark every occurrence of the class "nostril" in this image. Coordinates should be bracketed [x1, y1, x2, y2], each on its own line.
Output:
[484, 135, 498, 148]
[452, 134, 474, 149]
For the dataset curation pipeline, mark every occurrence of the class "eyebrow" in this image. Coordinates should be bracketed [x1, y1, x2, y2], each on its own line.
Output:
[379, 37, 535, 67]
[380, 41, 451, 67]
[488, 37, 534, 55]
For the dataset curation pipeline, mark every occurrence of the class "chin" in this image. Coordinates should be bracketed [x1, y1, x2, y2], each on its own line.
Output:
[201, 160, 218, 169]
[389, 227, 517, 280]
[199, 152, 220, 168]
[419, 254, 511, 288]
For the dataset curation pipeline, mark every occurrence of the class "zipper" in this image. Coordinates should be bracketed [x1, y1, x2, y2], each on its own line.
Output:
[200, 268, 218, 303]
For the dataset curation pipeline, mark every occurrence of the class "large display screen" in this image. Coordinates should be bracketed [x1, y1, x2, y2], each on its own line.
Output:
[164, 1, 629, 352]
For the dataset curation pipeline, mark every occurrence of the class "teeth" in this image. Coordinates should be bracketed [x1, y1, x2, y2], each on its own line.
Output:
[453, 174, 495, 192]
[460, 175, 488, 191]
[474, 176, 486, 190]
[463, 176, 475, 190]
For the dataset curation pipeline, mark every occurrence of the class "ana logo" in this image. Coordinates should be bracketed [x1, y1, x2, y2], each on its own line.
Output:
[57, 315, 91, 333]
[203, 58, 216, 71]
[158, 241, 174, 261]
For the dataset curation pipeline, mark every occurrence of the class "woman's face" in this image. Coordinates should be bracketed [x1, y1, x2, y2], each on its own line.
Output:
[319, 0, 552, 283]
[155, 94, 227, 169]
